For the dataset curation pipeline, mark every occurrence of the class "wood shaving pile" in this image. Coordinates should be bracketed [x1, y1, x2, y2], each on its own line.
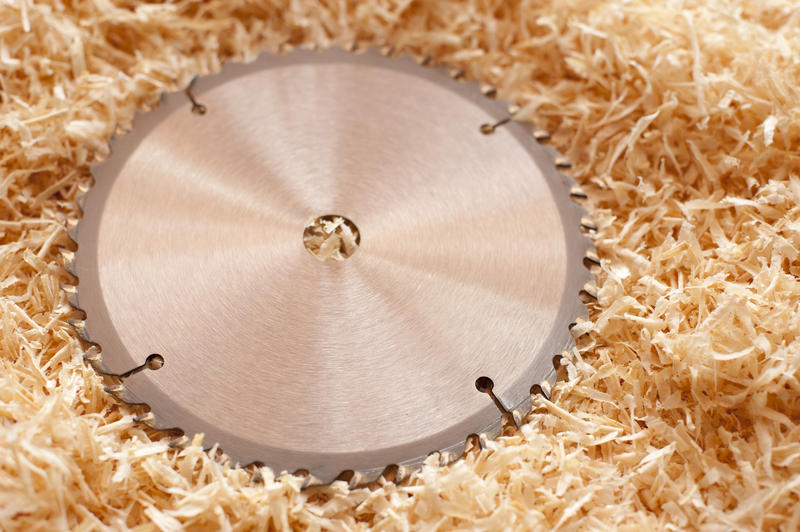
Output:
[1, 0, 799, 529]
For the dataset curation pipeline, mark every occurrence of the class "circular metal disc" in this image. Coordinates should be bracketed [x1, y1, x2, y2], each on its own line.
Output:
[74, 48, 590, 482]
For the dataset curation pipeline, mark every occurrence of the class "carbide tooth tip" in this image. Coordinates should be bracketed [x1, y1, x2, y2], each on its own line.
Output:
[464, 433, 482, 455]
[438, 451, 453, 467]
[380, 463, 401, 483]
[168, 435, 190, 449]
[583, 251, 601, 269]
[67, 317, 85, 329]
[555, 157, 573, 169]
[570, 186, 588, 199]
[530, 383, 550, 401]
[134, 412, 155, 424]
[481, 85, 498, 98]
[580, 217, 598, 231]
[333, 469, 356, 486]
[59, 247, 76, 262]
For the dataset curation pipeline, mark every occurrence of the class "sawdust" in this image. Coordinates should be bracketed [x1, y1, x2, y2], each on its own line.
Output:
[1, 0, 799, 529]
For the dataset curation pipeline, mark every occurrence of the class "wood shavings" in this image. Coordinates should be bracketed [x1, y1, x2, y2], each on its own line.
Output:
[1, 0, 800, 529]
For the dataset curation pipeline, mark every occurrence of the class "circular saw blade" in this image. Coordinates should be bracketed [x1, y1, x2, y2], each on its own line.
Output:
[71, 47, 593, 483]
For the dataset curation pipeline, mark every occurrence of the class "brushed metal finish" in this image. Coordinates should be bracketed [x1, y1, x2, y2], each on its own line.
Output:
[74, 49, 591, 482]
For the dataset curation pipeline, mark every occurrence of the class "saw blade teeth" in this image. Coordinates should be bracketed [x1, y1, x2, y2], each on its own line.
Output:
[61, 283, 79, 307]
[134, 412, 156, 425]
[553, 354, 569, 382]
[332, 469, 357, 487]
[103, 384, 126, 396]
[552, 353, 565, 372]
[75, 187, 91, 211]
[424, 450, 445, 469]
[463, 433, 482, 456]
[65, 218, 79, 242]
[287, 468, 316, 489]
[114, 124, 131, 137]
[450, 67, 467, 80]
[554, 156, 572, 169]
[533, 129, 552, 141]
[135, 411, 167, 430]
[442, 451, 457, 467]
[66, 301, 87, 320]
[580, 282, 599, 302]
[288, 470, 313, 489]
[303, 472, 325, 489]
[580, 217, 598, 232]
[168, 435, 190, 450]
[416, 54, 434, 66]
[350, 468, 380, 487]
[59, 223, 80, 249]
[73, 325, 92, 344]
[377, 463, 402, 484]
[66, 316, 86, 332]
[569, 316, 592, 336]
[480, 84, 498, 99]
[529, 382, 550, 401]
[83, 347, 104, 373]
[245, 463, 264, 484]
[350, 470, 367, 486]
[500, 413, 518, 436]
[569, 185, 588, 199]
[83, 344, 100, 362]
[58, 247, 76, 269]
[511, 409, 524, 428]
[583, 250, 602, 269]
[292, 466, 308, 476]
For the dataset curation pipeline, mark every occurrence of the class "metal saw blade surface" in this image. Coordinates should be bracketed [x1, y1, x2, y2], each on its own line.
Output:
[74, 48, 591, 482]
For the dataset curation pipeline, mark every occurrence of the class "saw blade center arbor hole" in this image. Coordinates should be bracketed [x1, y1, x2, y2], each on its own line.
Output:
[303, 214, 361, 261]
[74, 48, 591, 483]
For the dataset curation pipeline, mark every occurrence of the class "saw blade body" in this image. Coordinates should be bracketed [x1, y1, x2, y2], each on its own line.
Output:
[73, 48, 591, 483]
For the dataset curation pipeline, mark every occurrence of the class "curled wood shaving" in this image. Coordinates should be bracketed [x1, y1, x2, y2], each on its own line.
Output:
[1, 0, 799, 529]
